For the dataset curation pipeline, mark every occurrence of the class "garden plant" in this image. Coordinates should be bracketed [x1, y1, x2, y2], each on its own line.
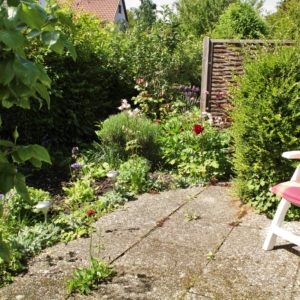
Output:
[0, 0, 299, 295]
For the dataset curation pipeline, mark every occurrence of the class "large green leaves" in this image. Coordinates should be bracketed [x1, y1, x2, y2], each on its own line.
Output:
[19, 2, 48, 30]
[13, 144, 51, 164]
[0, 29, 24, 49]
[0, 59, 14, 85]
[0, 163, 17, 194]
[0, 0, 75, 226]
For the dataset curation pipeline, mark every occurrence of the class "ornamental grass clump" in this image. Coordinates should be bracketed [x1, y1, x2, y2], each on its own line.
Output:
[231, 46, 300, 219]
[96, 111, 161, 165]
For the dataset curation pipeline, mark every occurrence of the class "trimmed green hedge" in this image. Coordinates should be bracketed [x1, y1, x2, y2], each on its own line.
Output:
[0, 12, 134, 160]
[231, 46, 300, 219]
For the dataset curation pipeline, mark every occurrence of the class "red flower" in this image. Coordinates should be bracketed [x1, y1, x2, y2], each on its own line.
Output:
[86, 209, 96, 216]
[193, 124, 205, 135]
[155, 119, 161, 124]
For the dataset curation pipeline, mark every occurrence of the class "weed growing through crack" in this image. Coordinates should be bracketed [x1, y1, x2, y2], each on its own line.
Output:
[67, 258, 115, 295]
[207, 251, 215, 261]
[184, 212, 201, 222]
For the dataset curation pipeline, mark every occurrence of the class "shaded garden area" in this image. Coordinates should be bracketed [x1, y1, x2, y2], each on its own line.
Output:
[0, 0, 300, 295]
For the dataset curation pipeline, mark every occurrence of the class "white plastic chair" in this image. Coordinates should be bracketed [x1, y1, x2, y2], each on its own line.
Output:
[263, 151, 300, 251]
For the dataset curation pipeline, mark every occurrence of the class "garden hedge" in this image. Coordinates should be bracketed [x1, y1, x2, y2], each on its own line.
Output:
[231, 46, 300, 219]
[0, 12, 135, 162]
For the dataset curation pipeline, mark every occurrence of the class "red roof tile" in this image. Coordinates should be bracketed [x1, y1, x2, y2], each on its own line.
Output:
[73, 0, 122, 22]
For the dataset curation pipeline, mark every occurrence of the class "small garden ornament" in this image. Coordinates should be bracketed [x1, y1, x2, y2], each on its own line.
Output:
[107, 170, 119, 178]
[35, 201, 51, 223]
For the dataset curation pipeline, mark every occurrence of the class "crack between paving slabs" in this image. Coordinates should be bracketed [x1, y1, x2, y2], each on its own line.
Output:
[290, 259, 300, 300]
[110, 187, 208, 264]
[183, 216, 237, 297]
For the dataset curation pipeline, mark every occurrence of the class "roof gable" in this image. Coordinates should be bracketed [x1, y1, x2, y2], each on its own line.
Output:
[73, 0, 128, 23]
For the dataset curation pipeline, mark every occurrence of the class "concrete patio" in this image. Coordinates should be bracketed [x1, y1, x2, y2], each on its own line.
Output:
[1, 185, 300, 299]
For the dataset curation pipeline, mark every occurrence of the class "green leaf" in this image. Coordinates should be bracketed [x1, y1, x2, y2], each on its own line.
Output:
[36, 63, 51, 88]
[13, 55, 40, 87]
[27, 29, 41, 39]
[31, 145, 51, 164]
[0, 59, 15, 85]
[64, 38, 77, 61]
[41, 31, 60, 47]
[0, 139, 14, 147]
[2, 98, 14, 109]
[29, 158, 42, 168]
[20, 2, 48, 30]
[35, 83, 50, 107]
[14, 173, 29, 202]
[50, 37, 64, 55]
[0, 163, 16, 194]
[3, 7, 19, 28]
[7, 0, 20, 7]
[0, 29, 25, 49]
[14, 145, 34, 162]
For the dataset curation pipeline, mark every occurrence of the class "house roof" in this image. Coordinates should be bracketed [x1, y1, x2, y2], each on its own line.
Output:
[73, 0, 128, 23]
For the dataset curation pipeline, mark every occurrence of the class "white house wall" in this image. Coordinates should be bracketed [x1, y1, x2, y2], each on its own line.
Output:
[114, 0, 127, 23]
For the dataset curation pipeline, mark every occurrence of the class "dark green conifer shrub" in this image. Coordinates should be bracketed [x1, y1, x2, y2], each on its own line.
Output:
[231, 46, 300, 218]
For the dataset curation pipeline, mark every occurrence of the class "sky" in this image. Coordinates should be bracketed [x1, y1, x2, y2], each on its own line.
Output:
[125, 0, 280, 14]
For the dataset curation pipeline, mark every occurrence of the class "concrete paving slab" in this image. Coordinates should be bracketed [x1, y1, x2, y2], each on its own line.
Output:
[2, 186, 300, 300]
[0, 188, 203, 300]
[190, 226, 300, 300]
[170, 186, 239, 226]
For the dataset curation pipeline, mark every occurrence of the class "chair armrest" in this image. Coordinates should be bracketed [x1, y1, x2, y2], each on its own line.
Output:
[282, 151, 300, 159]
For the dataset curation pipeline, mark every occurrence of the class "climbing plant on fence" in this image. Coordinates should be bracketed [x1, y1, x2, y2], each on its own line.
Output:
[0, 0, 76, 260]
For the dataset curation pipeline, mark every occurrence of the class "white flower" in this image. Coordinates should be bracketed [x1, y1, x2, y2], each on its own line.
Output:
[128, 108, 141, 117]
[202, 111, 213, 125]
[118, 99, 131, 111]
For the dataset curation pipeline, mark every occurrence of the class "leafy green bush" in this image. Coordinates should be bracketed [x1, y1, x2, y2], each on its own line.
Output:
[124, 11, 203, 103]
[160, 108, 232, 184]
[96, 112, 161, 165]
[116, 156, 151, 195]
[67, 258, 115, 295]
[231, 46, 300, 218]
[63, 177, 96, 208]
[213, 1, 268, 39]
[177, 0, 234, 36]
[266, 0, 300, 40]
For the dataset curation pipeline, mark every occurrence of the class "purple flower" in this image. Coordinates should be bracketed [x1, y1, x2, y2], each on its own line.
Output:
[0, 194, 4, 198]
[192, 86, 200, 93]
[71, 162, 81, 170]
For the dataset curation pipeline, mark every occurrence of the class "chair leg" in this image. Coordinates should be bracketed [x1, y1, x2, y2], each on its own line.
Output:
[263, 198, 291, 251]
